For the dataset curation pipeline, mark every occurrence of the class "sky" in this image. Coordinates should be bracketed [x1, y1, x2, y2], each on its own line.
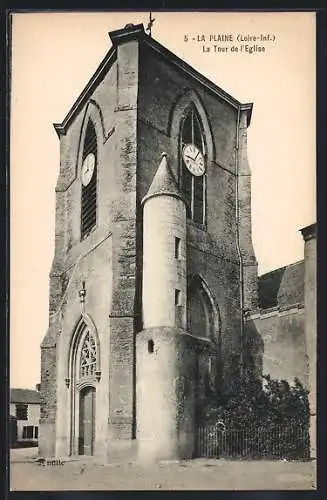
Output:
[10, 11, 316, 389]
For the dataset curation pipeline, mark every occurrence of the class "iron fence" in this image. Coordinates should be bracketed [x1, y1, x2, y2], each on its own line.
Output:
[196, 423, 310, 460]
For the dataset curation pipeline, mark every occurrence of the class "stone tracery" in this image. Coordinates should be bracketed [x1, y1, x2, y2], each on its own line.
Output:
[79, 331, 97, 378]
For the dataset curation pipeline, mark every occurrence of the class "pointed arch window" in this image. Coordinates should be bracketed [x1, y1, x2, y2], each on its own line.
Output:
[180, 107, 206, 225]
[81, 120, 97, 239]
[79, 331, 97, 378]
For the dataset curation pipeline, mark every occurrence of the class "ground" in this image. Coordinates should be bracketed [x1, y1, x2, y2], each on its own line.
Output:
[10, 447, 316, 491]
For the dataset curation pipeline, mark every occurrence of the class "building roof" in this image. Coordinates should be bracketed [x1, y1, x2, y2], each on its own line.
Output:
[10, 389, 41, 404]
[142, 153, 184, 206]
[54, 23, 253, 137]
[258, 260, 304, 310]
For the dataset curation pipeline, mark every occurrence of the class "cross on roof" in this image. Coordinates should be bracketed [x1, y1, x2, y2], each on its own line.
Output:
[146, 11, 155, 37]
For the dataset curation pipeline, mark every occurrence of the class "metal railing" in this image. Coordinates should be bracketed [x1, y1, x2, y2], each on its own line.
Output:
[196, 423, 310, 460]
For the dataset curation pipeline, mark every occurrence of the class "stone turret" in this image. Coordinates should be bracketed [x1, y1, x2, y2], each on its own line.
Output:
[141, 152, 187, 329]
[136, 153, 195, 462]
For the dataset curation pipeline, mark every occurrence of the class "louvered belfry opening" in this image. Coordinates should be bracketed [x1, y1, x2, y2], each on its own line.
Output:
[81, 120, 97, 239]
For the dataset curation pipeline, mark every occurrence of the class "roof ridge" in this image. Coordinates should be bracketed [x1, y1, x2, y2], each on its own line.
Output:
[259, 259, 304, 278]
[54, 23, 252, 136]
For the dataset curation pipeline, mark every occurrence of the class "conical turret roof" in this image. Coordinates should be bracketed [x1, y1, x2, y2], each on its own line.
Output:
[142, 153, 185, 205]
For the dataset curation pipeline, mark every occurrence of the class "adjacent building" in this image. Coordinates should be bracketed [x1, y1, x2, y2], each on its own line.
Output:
[10, 388, 41, 443]
[245, 222, 316, 458]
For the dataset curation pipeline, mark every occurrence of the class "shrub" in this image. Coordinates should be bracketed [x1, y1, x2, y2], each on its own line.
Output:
[204, 375, 309, 427]
[200, 374, 310, 459]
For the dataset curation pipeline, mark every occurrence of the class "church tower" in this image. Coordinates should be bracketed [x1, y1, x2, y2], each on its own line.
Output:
[39, 23, 258, 461]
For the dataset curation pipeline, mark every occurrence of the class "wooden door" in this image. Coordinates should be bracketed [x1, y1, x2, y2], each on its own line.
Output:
[78, 386, 96, 455]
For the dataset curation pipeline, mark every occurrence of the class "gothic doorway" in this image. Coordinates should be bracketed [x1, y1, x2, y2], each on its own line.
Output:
[187, 275, 221, 453]
[68, 314, 101, 457]
[78, 386, 96, 455]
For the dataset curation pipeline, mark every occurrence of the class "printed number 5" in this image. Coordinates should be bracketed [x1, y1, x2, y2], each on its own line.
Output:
[184, 35, 188, 42]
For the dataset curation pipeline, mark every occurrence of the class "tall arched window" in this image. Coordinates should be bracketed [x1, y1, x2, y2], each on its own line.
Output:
[81, 120, 97, 239]
[180, 107, 206, 225]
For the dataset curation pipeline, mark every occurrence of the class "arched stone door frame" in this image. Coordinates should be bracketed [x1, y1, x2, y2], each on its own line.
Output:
[187, 273, 221, 343]
[67, 313, 101, 456]
[187, 274, 222, 414]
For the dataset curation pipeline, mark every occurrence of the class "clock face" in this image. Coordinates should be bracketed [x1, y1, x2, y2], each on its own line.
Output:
[81, 153, 95, 186]
[182, 144, 206, 176]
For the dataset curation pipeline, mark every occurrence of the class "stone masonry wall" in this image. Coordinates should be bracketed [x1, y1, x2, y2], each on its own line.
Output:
[54, 234, 112, 458]
[301, 225, 316, 458]
[247, 306, 307, 387]
[137, 44, 257, 388]
[108, 39, 139, 441]
[39, 338, 57, 457]
[40, 46, 131, 455]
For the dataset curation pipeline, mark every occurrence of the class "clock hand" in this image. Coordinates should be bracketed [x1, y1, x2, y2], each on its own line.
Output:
[194, 151, 200, 160]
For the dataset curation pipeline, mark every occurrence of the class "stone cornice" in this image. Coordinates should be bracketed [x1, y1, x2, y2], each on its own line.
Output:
[300, 222, 317, 242]
[245, 302, 304, 320]
[109, 23, 146, 45]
